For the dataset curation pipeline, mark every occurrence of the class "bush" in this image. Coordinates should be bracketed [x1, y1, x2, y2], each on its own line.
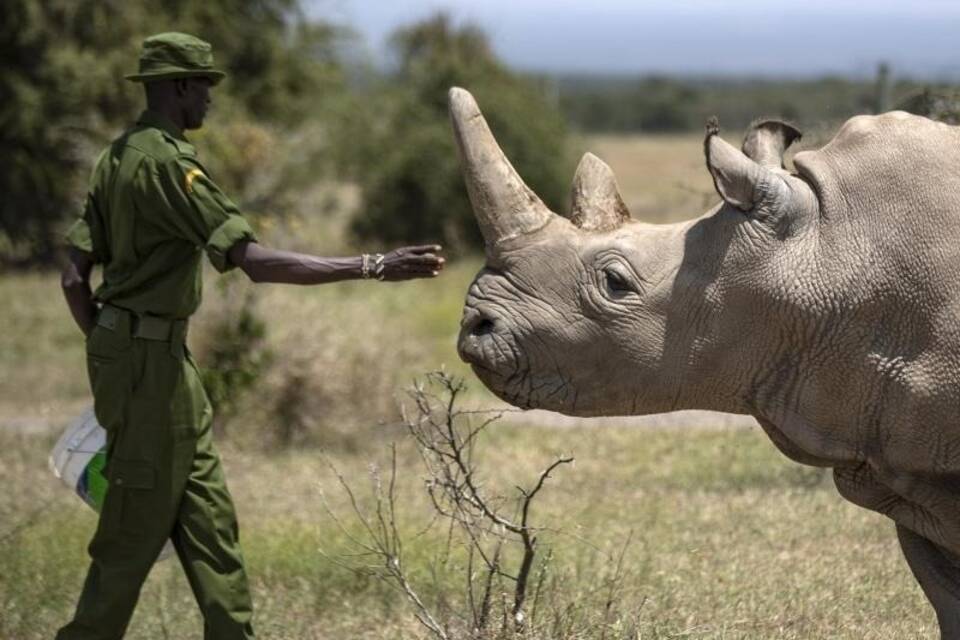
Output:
[321, 372, 641, 640]
[193, 274, 272, 425]
[194, 278, 422, 451]
[897, 87, 960, 124]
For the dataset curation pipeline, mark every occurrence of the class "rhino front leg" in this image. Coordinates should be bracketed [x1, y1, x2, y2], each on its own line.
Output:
[897, 525, 960, 639]
[834, 464, 960, 638]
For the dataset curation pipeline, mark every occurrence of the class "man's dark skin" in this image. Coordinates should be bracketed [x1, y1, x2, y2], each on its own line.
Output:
[62, 77, 445, 333]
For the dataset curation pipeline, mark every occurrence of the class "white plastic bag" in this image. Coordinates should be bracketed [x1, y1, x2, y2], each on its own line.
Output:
[50, 406, 175, 560]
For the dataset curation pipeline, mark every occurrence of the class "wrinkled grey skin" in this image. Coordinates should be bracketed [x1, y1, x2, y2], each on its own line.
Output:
[449, 87, 960, 637]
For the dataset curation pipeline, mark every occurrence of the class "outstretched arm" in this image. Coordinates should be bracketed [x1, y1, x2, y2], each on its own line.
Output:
[61, 247, 97, 336]
[227, 241, 445, 285]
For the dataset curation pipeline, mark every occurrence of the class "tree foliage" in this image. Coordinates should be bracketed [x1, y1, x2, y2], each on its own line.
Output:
[897, 87, 960, 124]
[344, 14, 573, 254]
[556, 73, 936, 134]
[1, 0, 344, 265]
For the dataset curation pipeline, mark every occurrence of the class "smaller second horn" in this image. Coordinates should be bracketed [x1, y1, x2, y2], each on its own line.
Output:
[569, 153, 631, 231]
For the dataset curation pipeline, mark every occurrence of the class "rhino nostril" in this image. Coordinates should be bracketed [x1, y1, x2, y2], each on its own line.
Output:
[473, 318, 495, 336]
[462, 307, 499, 342]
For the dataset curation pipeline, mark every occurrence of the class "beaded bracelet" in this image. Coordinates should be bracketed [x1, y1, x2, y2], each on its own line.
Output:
[361, 253, 386, 280]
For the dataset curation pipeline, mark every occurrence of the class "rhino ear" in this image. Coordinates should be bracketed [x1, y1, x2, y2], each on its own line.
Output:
[704, 117, 767, 212]
[741, 119, 802, 169]
[569, 153, 631, 231]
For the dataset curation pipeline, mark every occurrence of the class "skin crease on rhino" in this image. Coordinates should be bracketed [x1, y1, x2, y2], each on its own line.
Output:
[448, 86, 960, 637]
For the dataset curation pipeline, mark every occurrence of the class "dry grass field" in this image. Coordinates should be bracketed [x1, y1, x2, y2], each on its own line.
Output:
[0, 133, 938, 638]
[582, 133, 718, 224]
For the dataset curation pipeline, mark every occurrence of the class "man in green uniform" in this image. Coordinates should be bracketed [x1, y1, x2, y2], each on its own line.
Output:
[58, 32, 445, 639]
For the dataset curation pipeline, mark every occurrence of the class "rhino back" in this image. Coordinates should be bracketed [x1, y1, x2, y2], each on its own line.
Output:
[792, 112, 960, 314]
[794, 111, 960, 238]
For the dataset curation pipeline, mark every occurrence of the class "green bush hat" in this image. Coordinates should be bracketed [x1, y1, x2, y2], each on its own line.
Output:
[125, 32, 226, 85]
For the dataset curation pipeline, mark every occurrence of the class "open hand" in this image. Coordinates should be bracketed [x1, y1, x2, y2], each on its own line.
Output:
[380, 245, 445, 281]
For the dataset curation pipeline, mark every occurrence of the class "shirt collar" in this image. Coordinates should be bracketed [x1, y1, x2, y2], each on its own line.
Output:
[136, 110, 188, 142]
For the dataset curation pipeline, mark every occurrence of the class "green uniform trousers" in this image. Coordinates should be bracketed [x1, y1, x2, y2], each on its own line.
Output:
[57, 309, 255, 639]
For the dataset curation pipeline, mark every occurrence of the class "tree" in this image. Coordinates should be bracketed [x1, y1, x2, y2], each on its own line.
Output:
[0, 0, 345, 265]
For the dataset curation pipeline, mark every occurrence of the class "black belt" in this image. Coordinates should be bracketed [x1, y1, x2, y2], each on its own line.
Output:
[97, 304, 188, 343]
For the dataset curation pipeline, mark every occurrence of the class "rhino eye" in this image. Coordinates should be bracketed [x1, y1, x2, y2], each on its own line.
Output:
[603, 265, 635, 297]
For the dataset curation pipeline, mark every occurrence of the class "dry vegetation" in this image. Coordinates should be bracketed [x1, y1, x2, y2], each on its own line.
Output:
[0, 133, 938, 638]
[582, 134, 717, 224]
[0, 416, 935, 638]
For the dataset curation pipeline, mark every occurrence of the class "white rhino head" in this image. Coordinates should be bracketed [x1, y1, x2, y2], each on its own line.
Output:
[452, 87, 816, 417]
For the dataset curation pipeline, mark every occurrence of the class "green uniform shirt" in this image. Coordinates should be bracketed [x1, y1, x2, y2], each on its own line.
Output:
[66, 110, 257, 319]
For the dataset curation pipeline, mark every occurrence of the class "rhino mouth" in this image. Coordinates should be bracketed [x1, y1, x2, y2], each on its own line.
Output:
[458, 317, 574, 411]
[467, 362, 572, 411]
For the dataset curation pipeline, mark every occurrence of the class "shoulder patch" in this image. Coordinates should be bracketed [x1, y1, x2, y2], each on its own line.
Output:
[185, 168, 205, 193]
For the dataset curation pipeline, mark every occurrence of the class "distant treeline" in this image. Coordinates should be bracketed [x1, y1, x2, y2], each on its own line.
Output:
[551, 73, 940, 132]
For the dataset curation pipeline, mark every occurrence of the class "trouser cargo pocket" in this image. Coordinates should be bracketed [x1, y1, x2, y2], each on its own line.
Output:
[104, 459, 157, 538]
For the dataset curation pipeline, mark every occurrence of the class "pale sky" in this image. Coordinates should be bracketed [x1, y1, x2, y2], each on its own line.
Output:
[310, 0, 960, 78]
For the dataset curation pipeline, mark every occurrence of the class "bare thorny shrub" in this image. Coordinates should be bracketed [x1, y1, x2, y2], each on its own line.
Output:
[320, 371, 641, 639]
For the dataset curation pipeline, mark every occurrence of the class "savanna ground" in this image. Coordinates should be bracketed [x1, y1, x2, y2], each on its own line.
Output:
[0, 134, 936, 638]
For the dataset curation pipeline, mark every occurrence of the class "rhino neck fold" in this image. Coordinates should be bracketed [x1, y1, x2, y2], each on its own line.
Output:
[651, 213, 821, 420]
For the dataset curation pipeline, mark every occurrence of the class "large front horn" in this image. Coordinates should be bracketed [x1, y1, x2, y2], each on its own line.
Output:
[449, 87, 553, 246]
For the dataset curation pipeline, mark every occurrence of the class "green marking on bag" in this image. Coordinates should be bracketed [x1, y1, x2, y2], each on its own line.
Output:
[78, 449, 109, 511]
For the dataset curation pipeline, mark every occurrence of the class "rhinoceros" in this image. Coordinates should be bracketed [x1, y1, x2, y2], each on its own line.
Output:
[449, 87, 960, 636]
